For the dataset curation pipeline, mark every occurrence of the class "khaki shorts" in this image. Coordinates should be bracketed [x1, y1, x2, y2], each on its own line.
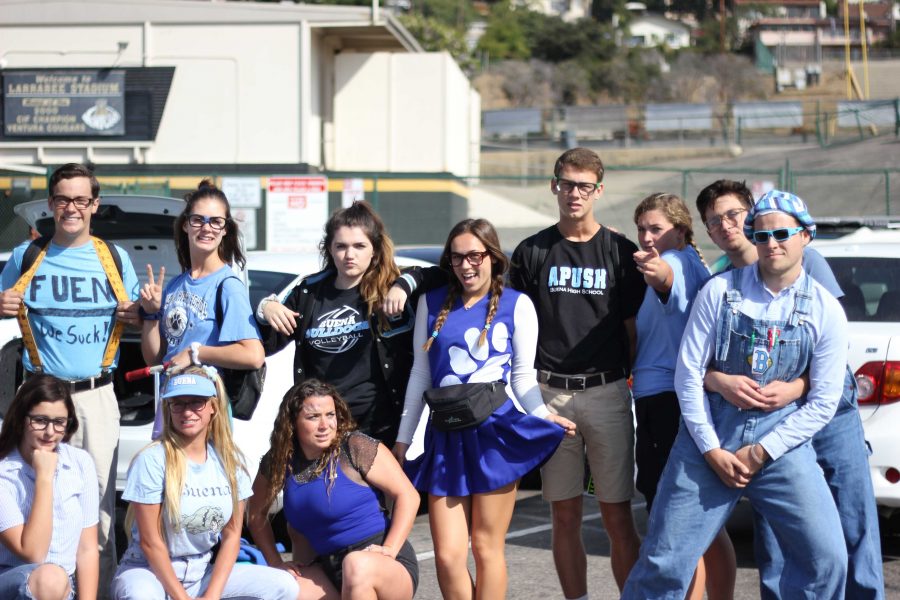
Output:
[539, 378, 635, 504]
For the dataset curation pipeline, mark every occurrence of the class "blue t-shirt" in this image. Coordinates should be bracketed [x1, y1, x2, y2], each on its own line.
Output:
[122, 443, 251, 558]
[632, 246, 710, 399]
[0, 444, 99, 575]
[0, 239, 140, 379]
[159, 265, 261, 363]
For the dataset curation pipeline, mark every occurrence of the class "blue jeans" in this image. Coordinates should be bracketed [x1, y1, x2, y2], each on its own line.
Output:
[622, 398, 847, 600]
[0, 564, 74, 600]
[111, 553, 299, 600]
[755, 367, 884, 599]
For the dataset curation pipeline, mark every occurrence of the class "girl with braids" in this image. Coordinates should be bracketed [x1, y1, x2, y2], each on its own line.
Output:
[0, 375, 98, 600]
[631, 193, 734, 600]
[393, 218, 575, 600]
[247, 379, 419, 600]
[111, 365, 298, 600]
[140, 179, 264, 436]
[258, 201, 437, 447]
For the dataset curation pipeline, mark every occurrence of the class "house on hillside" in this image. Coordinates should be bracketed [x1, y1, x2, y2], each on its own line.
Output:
[525, 0, 591, 21]
[613, 2, 692, 48]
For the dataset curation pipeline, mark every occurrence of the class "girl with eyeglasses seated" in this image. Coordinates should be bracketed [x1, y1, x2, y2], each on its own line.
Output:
[0, 374, 99, 600]
[139, 180, 264, 437]
[111, 366, 299, 600]
[392, 218, 576, 600]
[248, 379, 420, 600]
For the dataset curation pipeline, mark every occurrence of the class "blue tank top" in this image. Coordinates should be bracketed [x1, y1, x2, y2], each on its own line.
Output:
[283, 458, 388, 555]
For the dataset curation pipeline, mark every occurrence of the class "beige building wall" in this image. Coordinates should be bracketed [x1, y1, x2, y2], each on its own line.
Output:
[333, 52, 480, 176]
[1, 0, 479, 176]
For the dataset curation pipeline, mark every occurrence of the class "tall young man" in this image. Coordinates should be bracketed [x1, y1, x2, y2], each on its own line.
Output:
[623, 190, 850, 598]
[0, 163, 141, 598]
[695, 180, 884, 599]
[509, 147, 645, 598]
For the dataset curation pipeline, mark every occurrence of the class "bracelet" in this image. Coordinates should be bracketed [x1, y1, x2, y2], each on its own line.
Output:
[750, 443, 767, 466]
[190, 341, 201, 366]
[256, 294, 278, 321]
[138, 306, 162, 321]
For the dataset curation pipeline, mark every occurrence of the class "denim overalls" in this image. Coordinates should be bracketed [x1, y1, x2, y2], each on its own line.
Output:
[623, 270, 847, 600]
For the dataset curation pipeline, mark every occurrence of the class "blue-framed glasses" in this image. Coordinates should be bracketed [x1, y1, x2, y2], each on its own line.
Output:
[187, 214, 228, 231]
[752, 226, 804, 244]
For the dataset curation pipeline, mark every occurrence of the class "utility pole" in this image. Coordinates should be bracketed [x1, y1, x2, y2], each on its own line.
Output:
[720, 0, 727, 52]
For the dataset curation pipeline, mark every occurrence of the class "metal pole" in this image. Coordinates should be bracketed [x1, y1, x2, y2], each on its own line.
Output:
[886, 169, 891, 216]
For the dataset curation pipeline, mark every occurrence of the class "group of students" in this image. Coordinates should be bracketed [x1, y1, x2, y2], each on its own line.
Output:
[0, 149, 885, 600]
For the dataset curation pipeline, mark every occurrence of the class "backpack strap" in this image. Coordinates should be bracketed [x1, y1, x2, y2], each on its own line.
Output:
[215, 274, 243, 323]
[526, 228, 554, 295]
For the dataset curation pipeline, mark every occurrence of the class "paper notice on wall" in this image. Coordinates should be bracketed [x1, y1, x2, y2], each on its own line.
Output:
[342, 178, 364, 208]
[231, 208, 257, 250]
[265, 176, 329, 253]
[222, 177, 262, 209]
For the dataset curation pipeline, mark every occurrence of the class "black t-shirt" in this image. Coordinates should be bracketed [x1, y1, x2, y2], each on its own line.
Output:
[510, 225, 645, 374]
[300, 280, 382, 418]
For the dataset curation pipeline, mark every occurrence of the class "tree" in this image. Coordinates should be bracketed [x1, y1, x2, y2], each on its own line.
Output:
[399, 12, 473, 68]
[477, 1, 530, 61]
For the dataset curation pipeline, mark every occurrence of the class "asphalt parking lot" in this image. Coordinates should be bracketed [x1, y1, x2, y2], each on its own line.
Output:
[407, 489, 900, 600]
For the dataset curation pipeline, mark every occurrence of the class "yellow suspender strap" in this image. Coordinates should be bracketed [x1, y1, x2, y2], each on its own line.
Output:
[12, 237, 128, 374]
[13, 243, 49, 372]
[93, 237, 128, 372]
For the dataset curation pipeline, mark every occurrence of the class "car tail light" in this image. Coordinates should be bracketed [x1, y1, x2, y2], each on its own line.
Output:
[886, 468, 900, 484]
[855, 361, 900, 405]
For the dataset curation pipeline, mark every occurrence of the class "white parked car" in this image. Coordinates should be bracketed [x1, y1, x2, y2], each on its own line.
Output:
[0, 198, 433, 496]
[813, 224, 900, 515]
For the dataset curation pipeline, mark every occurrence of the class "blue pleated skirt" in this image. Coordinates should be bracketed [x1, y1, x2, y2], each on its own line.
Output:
[404, 398, 565, 496]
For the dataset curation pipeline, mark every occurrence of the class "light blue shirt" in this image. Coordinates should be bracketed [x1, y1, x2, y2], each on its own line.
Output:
[0, 444, 99, 575]
[159, 266, 260, 363]
[0, 239, 140, 379]
[675, 266, 848, 461]
[632, 246, 709, 399]
[123, 443, 251, 558]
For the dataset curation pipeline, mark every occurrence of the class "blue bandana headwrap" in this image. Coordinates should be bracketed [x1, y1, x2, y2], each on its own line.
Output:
[744, 190, 816, 240]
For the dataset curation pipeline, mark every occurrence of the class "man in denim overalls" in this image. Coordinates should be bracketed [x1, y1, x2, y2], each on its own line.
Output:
[698, 181, 883, 599]
[622, 191, 849, 599]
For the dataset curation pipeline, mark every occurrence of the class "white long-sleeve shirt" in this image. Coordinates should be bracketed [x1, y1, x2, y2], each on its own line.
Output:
[396, 291, 549, 446]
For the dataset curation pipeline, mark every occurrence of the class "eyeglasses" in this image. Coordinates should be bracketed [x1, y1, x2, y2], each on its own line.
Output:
[752, 227, 805, 244]
[27, 414, 71, 433]
[449, 251, 490, 267]
[554, 178, 600, 197]
[706, 208, 747, 231]
[51, 195, 95, 210]
[187, 214, 228, 231]
[169, 398, 210, 413]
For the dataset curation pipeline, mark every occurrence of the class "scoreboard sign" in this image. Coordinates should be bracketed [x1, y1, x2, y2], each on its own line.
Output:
[4, 70, 126, 136]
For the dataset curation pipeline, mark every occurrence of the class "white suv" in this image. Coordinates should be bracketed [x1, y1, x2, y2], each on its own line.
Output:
[813, 223, 900, 516]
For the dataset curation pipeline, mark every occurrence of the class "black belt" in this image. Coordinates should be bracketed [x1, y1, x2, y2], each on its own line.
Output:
[538, 368, 626, 391]
[68, 372, 114, 393]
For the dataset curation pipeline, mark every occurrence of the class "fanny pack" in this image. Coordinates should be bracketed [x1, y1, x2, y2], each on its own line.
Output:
[423, 381, 507, 431]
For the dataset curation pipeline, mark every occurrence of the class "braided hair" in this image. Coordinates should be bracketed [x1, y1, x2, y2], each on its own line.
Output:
[423, 219, 509, 351]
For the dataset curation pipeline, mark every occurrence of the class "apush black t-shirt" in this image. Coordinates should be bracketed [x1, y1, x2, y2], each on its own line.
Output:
[301, 280, 381, 418]
[512, 225, 645, 374]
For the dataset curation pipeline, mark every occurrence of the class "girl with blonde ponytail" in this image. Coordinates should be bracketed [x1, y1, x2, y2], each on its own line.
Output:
[111, 366, 299, 600]
[631, 193, 732, 600]
[393, 218, 575, 600]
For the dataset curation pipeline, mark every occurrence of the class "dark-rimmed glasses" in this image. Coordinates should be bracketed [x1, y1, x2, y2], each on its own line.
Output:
[752, 227, 804, 244]
[27, 414, 71, 433]
[705, 208, 747, 231]
[51, 195, 95, 210]
[554, 178, 600, 197]
[169, 398, 210, 413]
[187, 214, 228, 231]
[449, 251, 490, 267]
